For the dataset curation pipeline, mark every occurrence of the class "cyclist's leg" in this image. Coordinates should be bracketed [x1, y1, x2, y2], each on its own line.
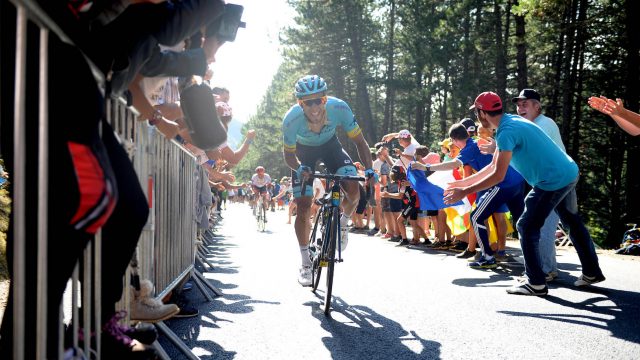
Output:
[292, 171, 312, 286]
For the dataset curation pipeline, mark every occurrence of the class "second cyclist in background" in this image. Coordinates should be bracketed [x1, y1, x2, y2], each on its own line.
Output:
[251, 166, 272, 222]
[282, 75, 373, 286]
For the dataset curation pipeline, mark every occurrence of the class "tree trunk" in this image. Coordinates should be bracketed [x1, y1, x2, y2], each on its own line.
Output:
[514, 9, 528, 89]
[623, 0, 640, 225]
[415, 69, 425, 143]
[439, 68, 449, 135]
[342, 0, 375, 143]
[548, 7, 567, 120]
[472, 0, 483, 95]
[494, 0, 507, 102]
[424, 72, 434, 144]
[560, 0, 578, 149]
[570, 0, 587, 157]
[460, 1, 472, 118]
[383, 0, 396, 136]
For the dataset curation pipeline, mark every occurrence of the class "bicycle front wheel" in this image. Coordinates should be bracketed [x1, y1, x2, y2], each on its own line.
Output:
[323, 208, 340, 315]
[310, 208, 323, 292]
[257, 203, 265, 231]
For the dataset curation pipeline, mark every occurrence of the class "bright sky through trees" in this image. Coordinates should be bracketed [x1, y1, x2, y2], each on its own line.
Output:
[209, 0, 295, 123]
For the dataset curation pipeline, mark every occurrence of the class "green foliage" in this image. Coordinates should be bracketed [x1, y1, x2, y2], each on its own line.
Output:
[248, 0, 636, 247]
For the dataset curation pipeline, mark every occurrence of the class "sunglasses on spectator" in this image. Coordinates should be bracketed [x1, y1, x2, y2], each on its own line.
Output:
[299, 96, 327, 107]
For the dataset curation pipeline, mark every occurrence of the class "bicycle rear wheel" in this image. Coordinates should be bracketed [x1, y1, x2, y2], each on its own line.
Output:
[323, 208, 339, 315]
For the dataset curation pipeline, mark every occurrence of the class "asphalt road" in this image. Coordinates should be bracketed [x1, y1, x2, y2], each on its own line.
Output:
[159, 203, 640, 360]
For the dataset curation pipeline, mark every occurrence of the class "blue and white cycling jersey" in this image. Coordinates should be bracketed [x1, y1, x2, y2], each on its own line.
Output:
[282, 96, 362, 153]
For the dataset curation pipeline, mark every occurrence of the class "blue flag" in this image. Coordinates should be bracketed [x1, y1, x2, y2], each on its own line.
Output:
[407, 167, 463, 210]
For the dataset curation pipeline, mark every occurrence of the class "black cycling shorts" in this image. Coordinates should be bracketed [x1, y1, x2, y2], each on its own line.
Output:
[291, 135, 357, 197]
[401, 205, 419, 220]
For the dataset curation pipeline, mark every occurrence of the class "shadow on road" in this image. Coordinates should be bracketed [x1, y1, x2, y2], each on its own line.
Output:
[304, 296, 441, 360]
[498, 283, 640, 345]
[450, 259, 583, 288]
[158, 232, 280, 359]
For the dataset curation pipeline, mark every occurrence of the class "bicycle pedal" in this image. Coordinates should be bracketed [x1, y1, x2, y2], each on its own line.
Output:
[320, 260, 328, 267]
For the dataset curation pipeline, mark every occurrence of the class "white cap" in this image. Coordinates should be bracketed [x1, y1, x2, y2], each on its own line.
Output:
[398, 129, 412, 138]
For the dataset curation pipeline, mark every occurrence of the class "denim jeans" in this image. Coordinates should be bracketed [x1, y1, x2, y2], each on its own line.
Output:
[539, 210, 560, 274]
[516, 176, 603, 285]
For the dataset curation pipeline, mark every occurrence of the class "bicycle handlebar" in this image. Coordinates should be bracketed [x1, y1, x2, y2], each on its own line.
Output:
[307, 173, 365, 182]
[300, 172, 365, 198]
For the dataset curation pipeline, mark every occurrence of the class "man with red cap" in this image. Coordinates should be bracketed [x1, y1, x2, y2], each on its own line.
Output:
[444, 91, 605, 296]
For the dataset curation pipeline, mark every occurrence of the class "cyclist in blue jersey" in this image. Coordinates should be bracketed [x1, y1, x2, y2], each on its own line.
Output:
[444, 91, 605, 296]
[283, 75, 373, 286]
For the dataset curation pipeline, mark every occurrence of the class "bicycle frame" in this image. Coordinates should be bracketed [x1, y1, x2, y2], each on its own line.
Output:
[303, 172, 364, 314]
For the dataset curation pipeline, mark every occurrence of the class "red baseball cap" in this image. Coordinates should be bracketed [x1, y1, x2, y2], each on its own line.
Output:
[469, 92, 502, 111]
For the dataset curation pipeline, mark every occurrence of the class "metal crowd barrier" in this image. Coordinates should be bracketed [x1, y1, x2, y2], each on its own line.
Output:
[108, 96, 198, 299]
[4, 1, 211, 359]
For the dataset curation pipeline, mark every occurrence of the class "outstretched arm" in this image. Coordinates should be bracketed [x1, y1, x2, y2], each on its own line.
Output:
[444, 150, 511, 204]
[351, 132, 373, 169]
[588, 96, 640, 136]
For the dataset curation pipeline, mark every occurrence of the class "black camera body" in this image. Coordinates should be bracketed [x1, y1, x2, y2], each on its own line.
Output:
[206, 3, 246, 42]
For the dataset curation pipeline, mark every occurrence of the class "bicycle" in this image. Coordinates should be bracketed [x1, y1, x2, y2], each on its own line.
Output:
[303, 172, 364, 315]
[256, 194, 267, 232]
[616, 223, 640, 255]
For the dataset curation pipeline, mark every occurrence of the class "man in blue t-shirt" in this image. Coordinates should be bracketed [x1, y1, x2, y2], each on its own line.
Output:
[413, 123, 525, 269]
[444, 91, 605, 296]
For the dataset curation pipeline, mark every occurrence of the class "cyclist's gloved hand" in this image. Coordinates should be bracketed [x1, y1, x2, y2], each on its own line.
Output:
[296, 164, 312, 179]
[364, 168, 378, 182]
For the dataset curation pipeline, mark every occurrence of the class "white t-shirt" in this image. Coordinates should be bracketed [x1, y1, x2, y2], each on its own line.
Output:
[394, 142, 420, 171]
[251, 173, 272, 187]
[312, 178, 326, 199]
[402, 142, 418, 157]
[372, 158, 383, 173]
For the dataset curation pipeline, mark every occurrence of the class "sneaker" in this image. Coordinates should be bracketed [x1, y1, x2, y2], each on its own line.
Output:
[409, 239, 421, 246]
[545, 271, 559, 282]
[383, 233, 392, 239]
[182, 281, 193, 291]
[396, 239, 410, 246]
[101, 312, 159, 360]
[422, 238, 433, 246]
[298, 266, 312, 286]
[431, 241, 448, 249]
[389, 235, 402, 242]
[574, 273, 606, 287]
[452, 241, 468, 251]
[494, 250, 507, 262]
[468, 251, 483, 262]
[130, 282, 180, 322]
[506, 281, 548, 296]
[340, 225, 349, 251]
[123, 323, 158, 346]
[456, 248, 477, 259]
[468, 256, 498, 269]
[169, 293, 199, 318]
[367, 228, 380, 236]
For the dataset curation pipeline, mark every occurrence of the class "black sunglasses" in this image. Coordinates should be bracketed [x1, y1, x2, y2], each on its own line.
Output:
[301, 97, 326, 107]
